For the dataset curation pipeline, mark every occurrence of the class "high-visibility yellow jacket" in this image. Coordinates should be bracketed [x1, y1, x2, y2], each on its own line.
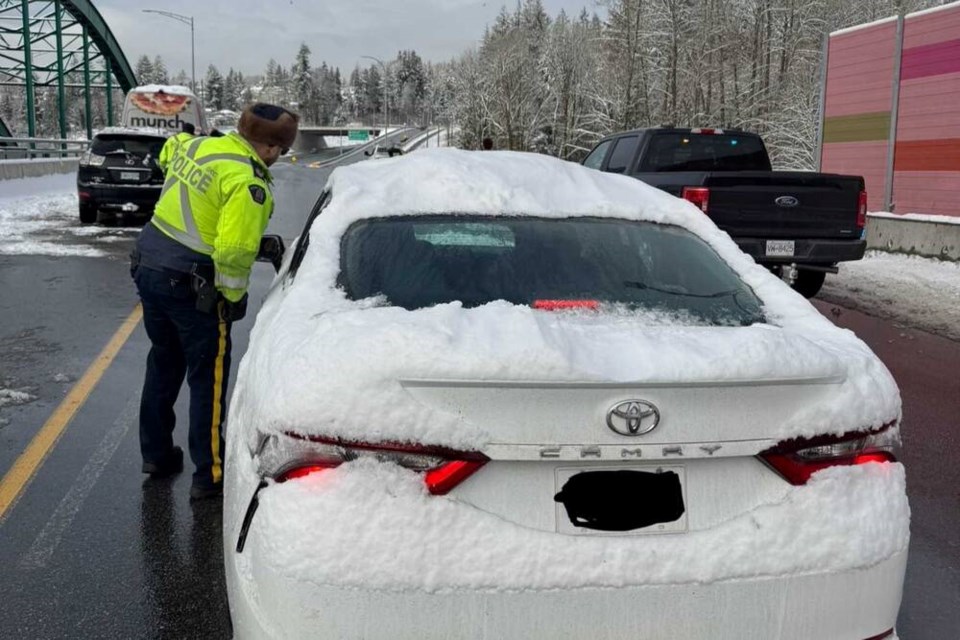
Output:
[158, 131, 194, 174]
[150, 132, 274, 302]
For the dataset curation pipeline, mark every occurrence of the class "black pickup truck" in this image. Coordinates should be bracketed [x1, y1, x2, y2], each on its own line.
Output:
[582, 128, 867, 297]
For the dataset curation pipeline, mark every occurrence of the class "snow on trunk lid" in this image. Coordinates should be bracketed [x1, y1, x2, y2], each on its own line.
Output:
[401, 373, 846, 459]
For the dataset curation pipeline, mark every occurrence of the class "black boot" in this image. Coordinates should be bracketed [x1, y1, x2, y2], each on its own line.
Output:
[142, 446, 184, 477]
[189, 483, 223, 500]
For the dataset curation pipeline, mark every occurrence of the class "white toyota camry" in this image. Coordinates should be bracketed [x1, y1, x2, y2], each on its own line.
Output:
[224, 149, 909, 640]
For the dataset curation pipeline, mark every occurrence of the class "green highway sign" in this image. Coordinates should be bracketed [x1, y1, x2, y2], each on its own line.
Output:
[348, 130, 370, 141]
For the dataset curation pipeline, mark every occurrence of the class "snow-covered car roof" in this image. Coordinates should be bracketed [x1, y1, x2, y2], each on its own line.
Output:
[131, 84, 195, 97]
[233, 149, 899, 451]
[93, 126, 169, 139]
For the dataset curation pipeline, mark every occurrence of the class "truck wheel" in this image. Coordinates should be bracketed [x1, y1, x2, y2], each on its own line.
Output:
[79, 203, 98, 224]
[792, 270, 826, 298]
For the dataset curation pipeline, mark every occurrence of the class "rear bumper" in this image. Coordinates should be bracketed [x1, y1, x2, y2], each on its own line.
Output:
[734, 237, 866, 265]
[77, 182, 162, 213]
[224, 455, 909, 640]
[229, 549, 906, 640]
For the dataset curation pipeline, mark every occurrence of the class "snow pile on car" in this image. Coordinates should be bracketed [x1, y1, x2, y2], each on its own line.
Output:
[93, 126, 170, 138]
[249, 458, 909, 592]
[132, 84, 195, 96]
[231, 149, 900, 450]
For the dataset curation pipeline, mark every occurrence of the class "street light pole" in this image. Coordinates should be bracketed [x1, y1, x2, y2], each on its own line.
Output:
[361, 55, 388, 138]
[142, 9, 196, 92]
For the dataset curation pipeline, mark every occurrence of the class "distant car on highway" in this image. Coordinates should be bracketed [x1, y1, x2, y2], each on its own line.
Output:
[364, 144, 402, 159]
[224, 149, 907, 640]
[76, 128, 167, 224]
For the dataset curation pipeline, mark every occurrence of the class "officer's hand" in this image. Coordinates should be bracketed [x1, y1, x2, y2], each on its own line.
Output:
[219, 294, 248, 322]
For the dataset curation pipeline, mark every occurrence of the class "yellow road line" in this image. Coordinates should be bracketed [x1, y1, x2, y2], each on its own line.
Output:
[0, 305, 143, 523]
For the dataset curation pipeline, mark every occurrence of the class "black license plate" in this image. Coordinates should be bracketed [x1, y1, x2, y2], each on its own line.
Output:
[554, 468, 686, 533]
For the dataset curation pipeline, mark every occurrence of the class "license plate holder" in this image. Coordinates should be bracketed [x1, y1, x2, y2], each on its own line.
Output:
[554, 465, 687, 535]
[766, 240, 795, 257]
[119, 171, 140, 182]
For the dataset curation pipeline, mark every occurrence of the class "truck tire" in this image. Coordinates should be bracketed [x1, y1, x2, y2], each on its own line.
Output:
[79, 203, 97, 224]
[792, 270, 826, 299]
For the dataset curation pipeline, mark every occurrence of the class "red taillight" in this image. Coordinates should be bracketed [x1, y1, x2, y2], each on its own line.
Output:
[690, 127, 723, 135]
[277, 464, 336, 482]
[424, 460, 487, 495]
[532, 299, 599, 311]
[78, 191, 91, 200]
[857, 190, 868, 229]
[267, 434, 489, 495]
[759, 424, 899, 485]
[681, 187, 710, 214]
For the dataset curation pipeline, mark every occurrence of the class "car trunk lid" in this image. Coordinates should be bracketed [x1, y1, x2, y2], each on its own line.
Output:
[401, 373, 845, 458]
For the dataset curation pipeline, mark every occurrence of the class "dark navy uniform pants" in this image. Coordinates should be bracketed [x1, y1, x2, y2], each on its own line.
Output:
[134, 265, 230, 489]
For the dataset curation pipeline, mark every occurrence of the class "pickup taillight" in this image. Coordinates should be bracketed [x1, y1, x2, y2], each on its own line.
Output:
[681, 187, 710, 214]
[857, 190, 868, 230]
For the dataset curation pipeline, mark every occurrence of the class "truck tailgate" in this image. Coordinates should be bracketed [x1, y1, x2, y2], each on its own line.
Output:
[702, 172, 864, 240]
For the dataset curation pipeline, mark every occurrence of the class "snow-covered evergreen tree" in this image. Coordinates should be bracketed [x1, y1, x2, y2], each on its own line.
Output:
[152, 56, 169, 84]
[205, 65, 225, 110]
[135, 56, 154, 85]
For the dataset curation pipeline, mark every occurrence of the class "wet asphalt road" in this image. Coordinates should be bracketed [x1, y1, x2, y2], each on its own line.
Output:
[0, 143, 957, 638]
[0, 131, 411, 639]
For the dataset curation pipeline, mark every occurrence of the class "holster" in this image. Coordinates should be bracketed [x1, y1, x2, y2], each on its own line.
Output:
[129, 248, 141, 279]
[190, 263, 217, 314]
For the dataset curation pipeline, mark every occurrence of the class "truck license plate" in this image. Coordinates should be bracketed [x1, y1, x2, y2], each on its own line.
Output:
[766, 240, 795, 257]
[120, 171, 140, 181]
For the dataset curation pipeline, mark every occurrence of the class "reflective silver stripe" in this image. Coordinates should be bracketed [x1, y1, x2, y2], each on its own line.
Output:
[175, 136, 211, 250]
[216, 271, 249, 289]
[152, 216, 213, 254]
[186, 137, 205, 159]
[196, 153, 252, 166]
[179, 183, 203, 240]
[158, 174, 177, 199]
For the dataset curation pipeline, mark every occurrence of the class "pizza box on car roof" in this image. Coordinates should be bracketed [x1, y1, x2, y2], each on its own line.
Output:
[121, 85, 209, 135]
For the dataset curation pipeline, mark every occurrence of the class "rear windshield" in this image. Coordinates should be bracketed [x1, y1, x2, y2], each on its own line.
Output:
[638, 133, 771, 172]
[339, 216, 764, 326]
[91, 134, 166, 158]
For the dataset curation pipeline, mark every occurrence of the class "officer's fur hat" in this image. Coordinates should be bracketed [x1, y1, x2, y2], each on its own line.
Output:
[239, 103, 299, 149]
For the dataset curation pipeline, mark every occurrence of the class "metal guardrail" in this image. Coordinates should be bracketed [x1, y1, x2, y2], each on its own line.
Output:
[0, 137, 90, 160]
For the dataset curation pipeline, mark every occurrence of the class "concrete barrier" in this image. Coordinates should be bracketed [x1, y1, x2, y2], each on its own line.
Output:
[0, 158, 79, 181]
[866, 214, 960, 261]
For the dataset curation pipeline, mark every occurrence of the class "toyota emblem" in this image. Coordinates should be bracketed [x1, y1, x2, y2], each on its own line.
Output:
[606, 400, 661, 436]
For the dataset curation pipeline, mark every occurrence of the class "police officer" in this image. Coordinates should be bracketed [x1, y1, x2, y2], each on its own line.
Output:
[131, 103, 299, 499]
[157, 121, 196, 174]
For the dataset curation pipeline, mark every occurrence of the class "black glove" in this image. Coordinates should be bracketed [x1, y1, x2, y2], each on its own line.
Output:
[219, 294, 248, 322]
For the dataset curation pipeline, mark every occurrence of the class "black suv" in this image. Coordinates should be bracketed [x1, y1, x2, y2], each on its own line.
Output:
[77, 130, 168, 223]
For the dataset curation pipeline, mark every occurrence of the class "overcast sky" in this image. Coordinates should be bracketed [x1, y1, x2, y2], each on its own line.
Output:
[98, 0, 603, 80]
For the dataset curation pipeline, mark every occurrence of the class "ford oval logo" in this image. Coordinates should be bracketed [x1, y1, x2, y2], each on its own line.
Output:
[775, 195, 799, 208]
[606, 400, 661, 436]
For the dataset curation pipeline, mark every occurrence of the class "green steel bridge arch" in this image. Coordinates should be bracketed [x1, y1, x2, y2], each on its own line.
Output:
[0, 0, 137, 138]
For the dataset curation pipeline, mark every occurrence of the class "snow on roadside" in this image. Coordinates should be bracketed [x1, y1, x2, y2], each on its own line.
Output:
[821, 251, 960, 341]
[869, 211, 960, 225]
[0, 173, 112, 258]
[0, 388, 36, 409]
[0, 173, 75, 200]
